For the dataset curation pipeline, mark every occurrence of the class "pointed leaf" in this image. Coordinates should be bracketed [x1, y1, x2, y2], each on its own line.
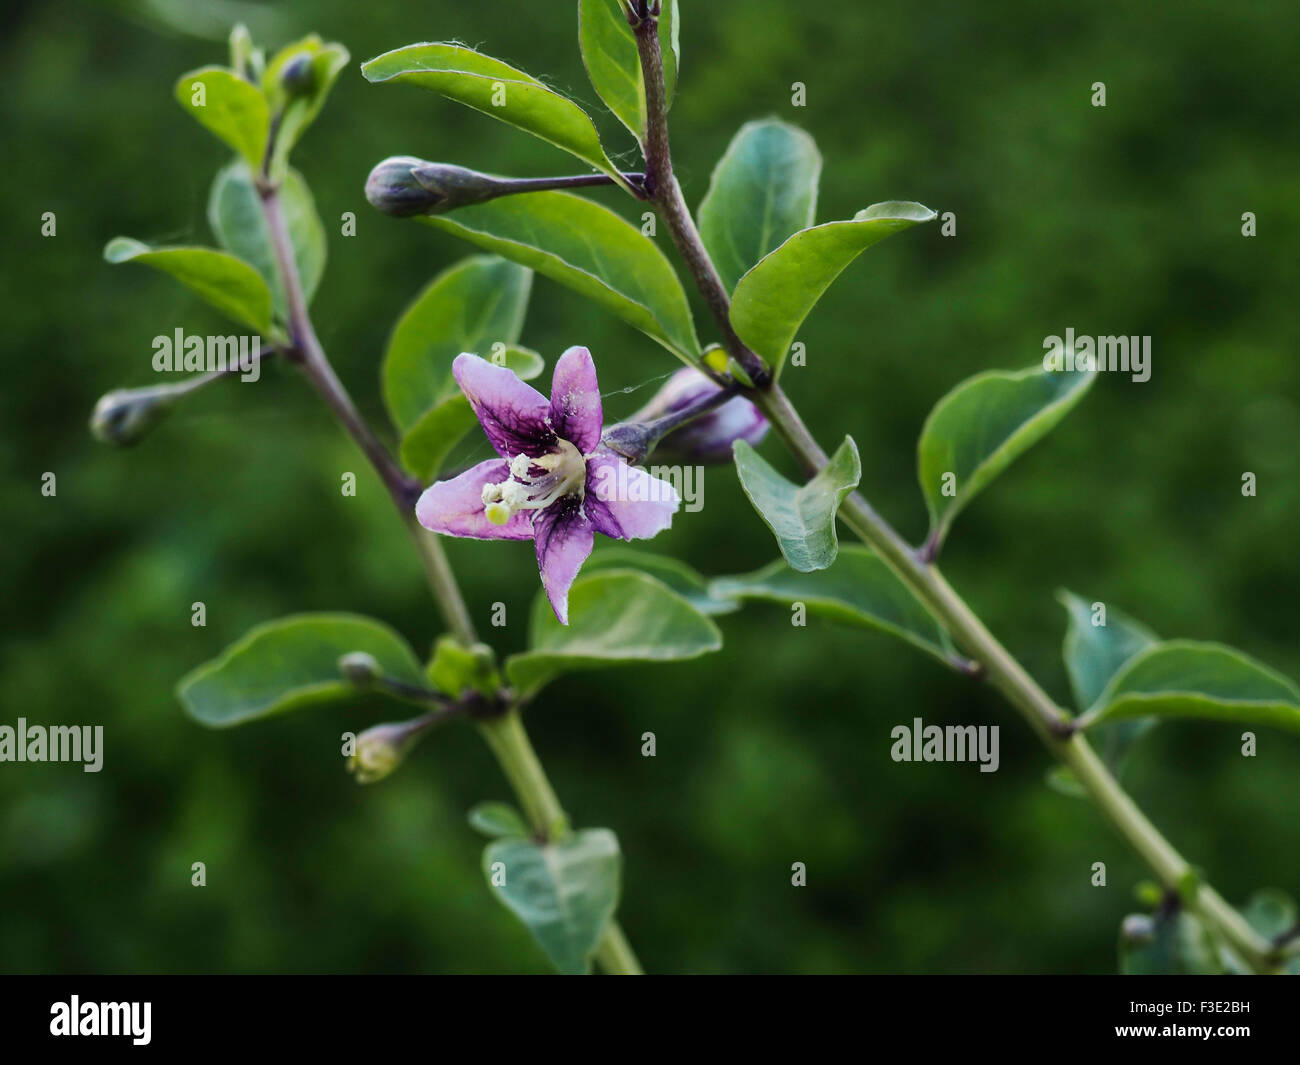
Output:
[420, 192, 699, 362]
[919, 365, 1095, 547]
[585, 547, 737, 615]
[578, 0, 680, 144]
[362, 43, 633, 193]
[382, 256, 533, 433]
[729, 201, 935, 378]
[733, 436, 860, 572]
[698, 119, 821, 295]
[104, 237, 273, 335]
[711, 546, 951, 663]
[1080, 640, 1300, 735]
[468, 801, 529, 839]
[174, 66, 270, 169]
[177, 613, 425, 727]
[505, 572, 721, 699]
[483, 828, 621, 974]
[208, 159, 327, 318]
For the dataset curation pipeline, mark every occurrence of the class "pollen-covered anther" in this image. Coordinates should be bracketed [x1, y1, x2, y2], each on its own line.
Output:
[480, 441, 586, 525]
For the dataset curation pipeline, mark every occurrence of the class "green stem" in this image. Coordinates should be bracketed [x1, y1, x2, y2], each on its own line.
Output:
[631, 4, 1275, 973]
[479, 711, 643, 975]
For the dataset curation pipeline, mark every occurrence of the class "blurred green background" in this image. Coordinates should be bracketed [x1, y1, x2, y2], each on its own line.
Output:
[2, 0, 1297, 974]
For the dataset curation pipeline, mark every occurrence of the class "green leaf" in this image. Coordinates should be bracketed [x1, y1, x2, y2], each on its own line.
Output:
[399, 346, 548, 483]
[1080, 640, 1300, 735]
[468, 801, 529, 839]
[711, 546, 951, 664]
[362, 43, 633, 193]
[177, 613, 425, 727]
[1056, 590, 1159, 783]
[174, 66, 270, 169]
[1241, 889, 1297, 940]
[578, 0, 680, 144]
[732, 436, 860, 572]
[729, 201, 935, 378]
[918, 365, 1095, 547]
[262, 36, 350, 175]
[483, 828, 621, 974]
[208, 159, 327, 319]
[698, 119, 821, 295]
[585, 547, 737, 615]
[383, 256, 533, 433]
[1120, 910, 1223, 975]
[505, 572, 722, 699]
[104, 237, 273, 335]
[420, 192, 699, 362]
[426, 635, 500, 697]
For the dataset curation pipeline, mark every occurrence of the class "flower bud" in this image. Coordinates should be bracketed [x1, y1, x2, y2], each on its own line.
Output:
[338, 651, 382, 687]
[364, 156, 445, 217]
[278, 52, 316, 98]
[89, 386, 176, 447]
[1120, 913, 1156, 946]
[613, 368, 769, 465]
[348, 718, 430, 784]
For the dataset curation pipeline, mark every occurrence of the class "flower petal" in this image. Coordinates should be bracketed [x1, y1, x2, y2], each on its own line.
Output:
[415, 459, 534, 540]
[584, 451, 680, 540]
[533, 496, 594, 624]
[548, 345, 603, 453]
[453, 353, 557, 458]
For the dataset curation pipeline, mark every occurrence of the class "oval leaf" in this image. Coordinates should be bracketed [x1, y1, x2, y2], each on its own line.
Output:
[585, 547, 737, 615]
[1080, 640, 1300, 735]
[483, 828, 621, 974]
[420, 192, 699, 362]
[177, 613, 425, 727]
[919, 365, 1094, 548]
[383, 257, 533, 433]
[174, 66, 270, 169]
[578, 0, 680, 144]
[362, 43, 632, 193]
[698, 118, 821, 295]
[208, 159, 327, 319]
[104, 237, 273, 335]
[729, 201, 935, 378]
[733, 436, 860, 572]
[505, 572, 722, 699]
[711, 546, 951, 663]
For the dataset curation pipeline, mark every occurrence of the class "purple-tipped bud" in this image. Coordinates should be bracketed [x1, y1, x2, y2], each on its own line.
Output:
[622, 368, 768, 465]
[365, 158, 511, 218]
[347, 718, 432, 784]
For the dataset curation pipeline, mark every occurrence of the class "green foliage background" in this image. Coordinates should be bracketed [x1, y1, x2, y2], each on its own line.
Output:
[2, 0, 1297, 973]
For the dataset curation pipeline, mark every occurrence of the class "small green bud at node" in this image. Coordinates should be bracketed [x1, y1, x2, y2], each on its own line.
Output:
[338, 651, 382, 686]
[89, 386, 175, 447]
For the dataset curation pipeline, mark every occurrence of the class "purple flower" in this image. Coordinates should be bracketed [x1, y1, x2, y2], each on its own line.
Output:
[416, 348, 680, 624]
[631, 367, 768, 464]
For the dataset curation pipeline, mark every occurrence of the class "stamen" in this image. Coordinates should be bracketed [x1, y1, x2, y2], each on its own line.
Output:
[481, 441, 586, 525]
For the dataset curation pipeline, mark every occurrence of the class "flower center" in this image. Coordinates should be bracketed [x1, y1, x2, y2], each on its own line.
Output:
[481, 439, 586, 525]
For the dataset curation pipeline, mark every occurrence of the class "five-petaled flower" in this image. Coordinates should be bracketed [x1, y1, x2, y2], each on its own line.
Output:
[416, 348, 679, 624]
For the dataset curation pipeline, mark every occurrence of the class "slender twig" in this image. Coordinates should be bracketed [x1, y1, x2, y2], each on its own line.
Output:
[632, 6, 1278, 973]
[256, 146, 640, 974]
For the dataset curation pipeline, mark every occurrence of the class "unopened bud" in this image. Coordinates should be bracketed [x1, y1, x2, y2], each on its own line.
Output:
[338, 651, 383, 687]
[365, 157, 514, 218]
[348, 718, 430, 784]
[606, 368, 769, 466]
[89, 386, 176, 447]
[1120, 913, 1156, 945]
[279, 52, 316, 97]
